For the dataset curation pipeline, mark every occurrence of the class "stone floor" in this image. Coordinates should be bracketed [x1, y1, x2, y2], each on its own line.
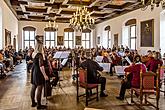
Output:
[0, 61, 164, 110]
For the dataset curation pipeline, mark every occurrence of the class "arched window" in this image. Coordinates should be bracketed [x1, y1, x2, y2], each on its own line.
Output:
[23, 26, 36, 48]
[123, 19, 136, 50]
[44, 27, 57, 48]
[105, 26, 111, 48]
[82, 28, 91, 49]
[64, 28, 74, 48]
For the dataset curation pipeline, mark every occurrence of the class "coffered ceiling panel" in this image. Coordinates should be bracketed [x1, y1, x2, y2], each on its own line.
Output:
[6, 0, 143, 23]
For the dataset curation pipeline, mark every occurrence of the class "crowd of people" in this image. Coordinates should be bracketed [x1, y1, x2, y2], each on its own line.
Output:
[0, 40, 164, 109]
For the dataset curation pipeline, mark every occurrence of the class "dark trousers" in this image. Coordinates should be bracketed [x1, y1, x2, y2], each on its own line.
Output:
[98, 77, 106, 93]
[31, 84, 43, 105]
[119, 80, 131, 98]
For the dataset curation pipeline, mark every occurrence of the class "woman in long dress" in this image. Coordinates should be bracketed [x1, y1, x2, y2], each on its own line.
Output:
[30, 35, 48, 109]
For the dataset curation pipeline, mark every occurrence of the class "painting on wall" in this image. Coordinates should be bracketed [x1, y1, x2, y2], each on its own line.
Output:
[141, 19, 154, 47]
[114, 34, 118, 47]
[76, 36, 81, 45]
[5, 29, 11, 46]
[97, 36, 100, 45]
[57, 36, 64, 45]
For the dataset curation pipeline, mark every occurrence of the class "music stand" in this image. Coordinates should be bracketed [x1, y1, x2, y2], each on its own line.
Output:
[53, 51, 70, 94]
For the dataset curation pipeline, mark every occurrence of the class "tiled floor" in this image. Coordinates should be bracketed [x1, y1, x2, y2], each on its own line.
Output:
[0, 61, 164, 110]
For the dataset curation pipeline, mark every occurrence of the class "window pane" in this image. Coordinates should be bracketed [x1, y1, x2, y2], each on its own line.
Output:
[69, 41, 73, 48]
[46, 41, 50, 47]
[108, 40, 111, 48]
[30, 41, 35, 48]
[45, 32, 50, 40]
[82, 41, 85, 48]
[64, 41, 68, 48]
[86, 41, 89, 49]
[24, 41, 29, 48]
[131, 38, 135, 50]
[130, 25, 136, 37]
[82, 33, 85, 40]
[30, 31, 35, 40]
[69, 32, 73, 40]
[51, 32, 55, 40]
[86, 33, 90, 40]
[24, 31, 29, 40]
[50, 41, 55, 47]
[64, 32, 68, 40]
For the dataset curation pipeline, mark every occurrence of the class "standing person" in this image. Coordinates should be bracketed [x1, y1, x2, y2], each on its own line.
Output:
[30, 35, 48, 109]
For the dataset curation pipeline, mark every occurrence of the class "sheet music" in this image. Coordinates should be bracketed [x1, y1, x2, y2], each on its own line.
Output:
[60, 51, 70, 59]
[98, 63, 111, 72]
[61, 59, 68, 66]
[53, 51, 63, 58]
[96, 56, 103, 62]
[125, 56, 132, 65]
[115, 66, 128, 76]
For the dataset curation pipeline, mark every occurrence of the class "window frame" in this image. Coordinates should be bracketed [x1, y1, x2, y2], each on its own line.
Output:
[64, 32, 74, 48]
[24, 30, 35, 49]
[130, 25, 136, 50]
[82, 32, 91, 49]
[44, 31, 56, 48]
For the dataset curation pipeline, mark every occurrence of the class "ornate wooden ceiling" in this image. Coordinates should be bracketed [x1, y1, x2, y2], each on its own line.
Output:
[6, 0, 143, 23]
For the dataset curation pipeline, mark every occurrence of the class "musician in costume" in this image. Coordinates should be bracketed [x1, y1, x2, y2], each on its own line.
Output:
[116, 55, 147, 100]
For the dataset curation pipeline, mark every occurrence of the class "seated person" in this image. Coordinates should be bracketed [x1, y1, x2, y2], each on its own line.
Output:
[116, 55, 147, 100]
[146, 52, 163, 73]
[26, 50, 33, 73]
[80, 56, 108, 97]
[51, 59, 59, 86]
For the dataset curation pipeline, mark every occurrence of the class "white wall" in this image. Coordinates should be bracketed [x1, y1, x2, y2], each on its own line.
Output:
[18, 21, 94, 49]
[95, 6, 163, 55]
[18, 21, 70, 49]
[160, 10, 165, 55]
[0, 0, 18, 49]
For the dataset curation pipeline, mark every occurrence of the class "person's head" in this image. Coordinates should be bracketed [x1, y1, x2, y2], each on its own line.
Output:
[32, 35, 44, 59]
[153, 52, 161, 60]
[147, 50, 152, 57]
[133, 55, 141, 63]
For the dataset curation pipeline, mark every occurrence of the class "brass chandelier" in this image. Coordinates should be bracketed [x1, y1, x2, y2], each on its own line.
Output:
[141, 0, 165, 11]
[69, 6, 95, 31]
[46, 20, 58, 31]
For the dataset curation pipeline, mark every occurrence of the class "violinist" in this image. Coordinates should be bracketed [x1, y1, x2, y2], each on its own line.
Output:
[146, 52, 163, 73]
[109, 49, 121, 76]
[116, 55, 147, 100]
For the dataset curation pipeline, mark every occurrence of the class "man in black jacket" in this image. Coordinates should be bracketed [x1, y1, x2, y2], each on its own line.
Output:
[80, 57, 108, 97]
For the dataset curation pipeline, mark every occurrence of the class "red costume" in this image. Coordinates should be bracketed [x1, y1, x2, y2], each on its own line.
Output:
[124, 63, 147, 88]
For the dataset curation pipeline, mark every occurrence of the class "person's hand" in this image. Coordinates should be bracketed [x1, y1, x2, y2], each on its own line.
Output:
[44, 75, 49, 80]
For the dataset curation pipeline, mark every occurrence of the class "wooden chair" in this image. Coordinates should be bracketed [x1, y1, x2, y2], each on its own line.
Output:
[76, 68, 99, 106]
[131, 69, 160, 110]
[160, 66, 165, 96]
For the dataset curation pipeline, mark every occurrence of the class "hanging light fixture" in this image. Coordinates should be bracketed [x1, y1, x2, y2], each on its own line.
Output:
[141, 0, 165, 11]
[46, 20, 58, 31]
[69, 6, 95, 31]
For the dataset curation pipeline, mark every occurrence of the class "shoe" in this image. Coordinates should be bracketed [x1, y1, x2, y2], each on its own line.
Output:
[37, 105, 47, 109]
[31, 102, 37, 107]
[116, 96, 124, 100]
[100, 93, 108, 97]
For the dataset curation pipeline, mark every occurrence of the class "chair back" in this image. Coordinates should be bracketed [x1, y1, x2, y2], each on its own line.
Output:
[140, 69, 156, 90]
[142, 73, 155, 89]
[160, 66, 165, 81]
[79, 68, 87, 84]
